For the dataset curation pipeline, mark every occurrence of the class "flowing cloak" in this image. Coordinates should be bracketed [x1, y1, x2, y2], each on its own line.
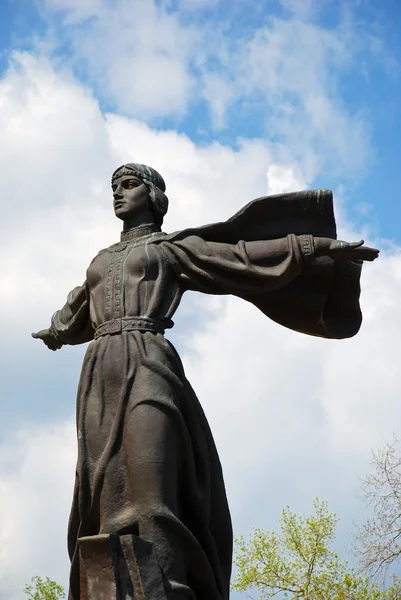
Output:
[166, 189, 362, 339]
[49, 190, 363, 600]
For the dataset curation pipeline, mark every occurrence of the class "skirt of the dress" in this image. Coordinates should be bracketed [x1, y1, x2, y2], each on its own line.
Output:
[67, 330, 232, 599]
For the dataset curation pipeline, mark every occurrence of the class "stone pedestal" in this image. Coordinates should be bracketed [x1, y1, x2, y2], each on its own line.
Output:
[78, 534, 167, 600]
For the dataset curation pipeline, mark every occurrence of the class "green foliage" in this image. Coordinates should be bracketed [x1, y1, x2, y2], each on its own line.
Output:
[232, 498, 401, 600]
[24, 575, 65, 600]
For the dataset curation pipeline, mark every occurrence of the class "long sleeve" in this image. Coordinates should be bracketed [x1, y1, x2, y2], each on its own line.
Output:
[50, 283, 94, 345]
[160, 234, 315, 296]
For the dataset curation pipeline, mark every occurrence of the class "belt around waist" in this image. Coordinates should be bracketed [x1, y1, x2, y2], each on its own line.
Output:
[94, 317, 172, 339]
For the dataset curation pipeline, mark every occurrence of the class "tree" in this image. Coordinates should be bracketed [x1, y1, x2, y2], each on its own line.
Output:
[355, 436, 401, 579]
[232, 498, 401, 600]
[24, 576, 65, 600]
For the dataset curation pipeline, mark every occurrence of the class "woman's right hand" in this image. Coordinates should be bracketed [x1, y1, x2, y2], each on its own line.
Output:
[314, 238, 379, 262]
[31, 329, 63, 351]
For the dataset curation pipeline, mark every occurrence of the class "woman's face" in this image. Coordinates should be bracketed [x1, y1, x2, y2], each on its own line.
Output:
[111, 173, 151, 221]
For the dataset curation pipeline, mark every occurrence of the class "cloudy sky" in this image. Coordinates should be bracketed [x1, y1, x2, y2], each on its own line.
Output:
[0, 0, 401, 598]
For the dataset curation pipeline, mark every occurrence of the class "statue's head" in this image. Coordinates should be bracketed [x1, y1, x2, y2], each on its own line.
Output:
[111, 163, 169, 227]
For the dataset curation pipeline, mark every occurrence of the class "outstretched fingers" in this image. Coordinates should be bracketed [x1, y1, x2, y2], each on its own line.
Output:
[356, 246, 380, 261]
[32, 330, 45, 339]
[348, 239, 365, 249]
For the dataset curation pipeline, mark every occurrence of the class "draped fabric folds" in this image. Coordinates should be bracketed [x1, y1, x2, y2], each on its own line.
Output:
[48, 190, 362, 600]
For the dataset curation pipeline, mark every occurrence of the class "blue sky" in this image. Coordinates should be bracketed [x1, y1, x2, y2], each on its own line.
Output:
[1, 0, 401, 598]
[2, 0, 400, 237]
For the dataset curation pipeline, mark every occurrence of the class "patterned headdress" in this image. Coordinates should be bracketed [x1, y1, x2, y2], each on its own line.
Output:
[112, 163, 168, 226]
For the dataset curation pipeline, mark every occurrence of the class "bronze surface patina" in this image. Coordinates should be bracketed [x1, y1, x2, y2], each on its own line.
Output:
[32, 163, 379, 600]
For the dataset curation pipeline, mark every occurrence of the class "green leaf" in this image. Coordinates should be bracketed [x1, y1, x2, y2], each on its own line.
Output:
[23, 575, 65, 600]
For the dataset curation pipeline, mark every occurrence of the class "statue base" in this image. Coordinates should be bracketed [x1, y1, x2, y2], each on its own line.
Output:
[78, 533, 167, 600]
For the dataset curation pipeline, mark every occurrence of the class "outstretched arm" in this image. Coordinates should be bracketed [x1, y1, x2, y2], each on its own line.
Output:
[32, 283, 94, 351]
[161, 234, 317, 296]
[161, 233, 379, 298]
[160, 232, 378, 340]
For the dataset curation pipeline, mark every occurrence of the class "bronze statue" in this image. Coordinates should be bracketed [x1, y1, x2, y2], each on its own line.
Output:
[32, 163, 379, 600]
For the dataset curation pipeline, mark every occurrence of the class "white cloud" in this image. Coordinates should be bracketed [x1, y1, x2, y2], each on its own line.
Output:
[41, 0, 102, 23]
[0, 421, 76, 599]
[201, 73, 234, 130]
[280, 0, 319, 20]
[266, 163, 306, 194]
[227, 16, 373, 181]
[35, 0, 381, 188]
[0, 52, 112, 213]
[39, 0, 198, 118]
[183, 0, 220, 8]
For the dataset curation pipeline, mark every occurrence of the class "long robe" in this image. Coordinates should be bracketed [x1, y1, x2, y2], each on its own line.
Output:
[48, 191, 363, 600]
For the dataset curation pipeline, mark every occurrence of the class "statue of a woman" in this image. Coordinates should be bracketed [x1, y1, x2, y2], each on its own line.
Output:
[32, 163, 379, 600]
